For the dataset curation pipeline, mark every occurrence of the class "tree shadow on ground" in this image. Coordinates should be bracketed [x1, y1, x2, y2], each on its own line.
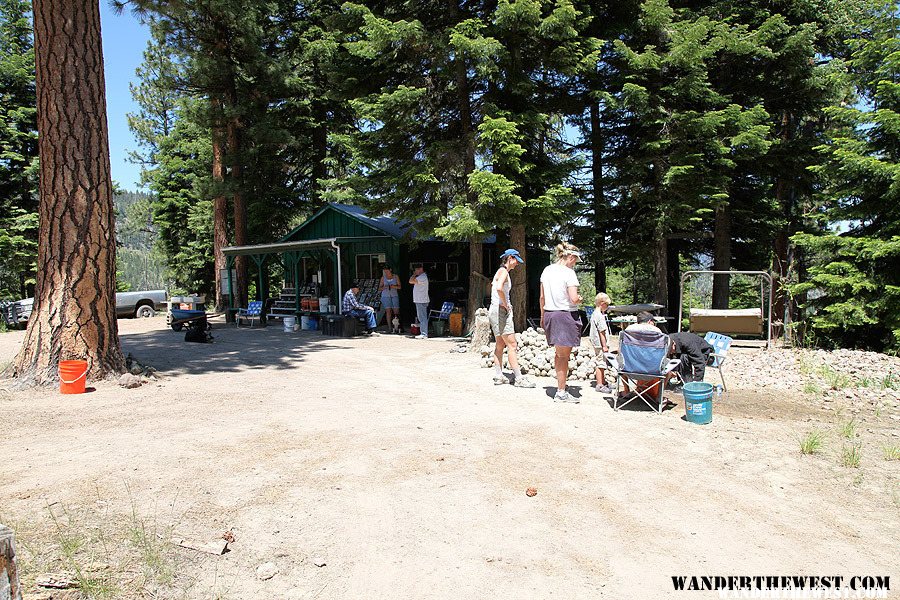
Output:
[119, 321, 345, 378]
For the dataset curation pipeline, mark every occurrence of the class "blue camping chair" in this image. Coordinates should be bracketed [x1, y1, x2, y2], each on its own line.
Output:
[236, 300, 263, 327]
[704, 331, 733, 391]
[428, 301, 454, 322]
[614, 327, 681, 413]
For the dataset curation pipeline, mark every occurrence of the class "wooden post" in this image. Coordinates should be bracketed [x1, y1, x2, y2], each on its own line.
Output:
[0, 525, 23, 600]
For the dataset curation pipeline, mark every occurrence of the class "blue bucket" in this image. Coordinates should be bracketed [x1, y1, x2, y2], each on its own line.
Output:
[683, 382, 713, 425]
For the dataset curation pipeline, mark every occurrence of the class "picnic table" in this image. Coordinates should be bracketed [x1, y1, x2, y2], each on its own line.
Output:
[607, 303, 664, 314]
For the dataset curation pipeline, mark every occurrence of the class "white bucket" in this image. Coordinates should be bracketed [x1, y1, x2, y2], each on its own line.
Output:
[319, 297, 329, 308]
[319, 301, 330, 313]
[300, 316, 309, 330]
[283, 316, 296, 332]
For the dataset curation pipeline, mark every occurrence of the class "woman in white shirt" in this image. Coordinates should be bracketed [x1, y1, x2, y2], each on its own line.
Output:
[540, 242, 583, 403]
[489, 249, 535, 388]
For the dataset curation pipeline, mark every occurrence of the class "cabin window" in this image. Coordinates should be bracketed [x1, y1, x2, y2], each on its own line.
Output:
[356, 254, 381, 280]
[407, 262, 459, 282]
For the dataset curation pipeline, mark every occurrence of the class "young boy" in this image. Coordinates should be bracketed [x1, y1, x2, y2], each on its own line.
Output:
[589, 293, 613, 394]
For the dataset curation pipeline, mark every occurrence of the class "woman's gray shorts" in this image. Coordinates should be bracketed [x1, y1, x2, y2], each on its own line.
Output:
[489, 305, 515, 337]
[543, 310, 582, 347]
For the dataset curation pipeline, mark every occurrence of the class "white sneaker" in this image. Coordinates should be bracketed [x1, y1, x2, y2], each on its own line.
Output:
[493, 375, 508, 385]
[553, 390, 579, 403]
[513, 377, 536, 388]
[416, 334, 428, 339]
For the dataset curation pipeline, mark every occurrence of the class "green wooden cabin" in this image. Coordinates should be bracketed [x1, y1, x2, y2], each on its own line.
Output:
[223, 203, 549, 326]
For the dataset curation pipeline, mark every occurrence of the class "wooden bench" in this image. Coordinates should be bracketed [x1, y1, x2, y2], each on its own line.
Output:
[689, 308, 763, 336]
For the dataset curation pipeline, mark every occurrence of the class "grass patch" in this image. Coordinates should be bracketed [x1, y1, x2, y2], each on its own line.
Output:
[882, 373, 898, 390]
[127, 497, 175, 586]
[882, 445, 900, 461]
[48, 503, 118, 599]
[839, 419, 858, 440]
[12, 487, 183, 599]
[799, 430, 825, 455]
[819, 364, 851, 390]
[803, 381, 822, 395]
[840, 443, 862, 468]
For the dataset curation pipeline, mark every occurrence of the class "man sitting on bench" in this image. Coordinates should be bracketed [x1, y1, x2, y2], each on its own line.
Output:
[342, 281, 378, 335]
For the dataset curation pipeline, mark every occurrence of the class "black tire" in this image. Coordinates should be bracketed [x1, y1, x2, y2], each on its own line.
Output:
[135, 304, 156, 318]
[172, 323, 183, 332]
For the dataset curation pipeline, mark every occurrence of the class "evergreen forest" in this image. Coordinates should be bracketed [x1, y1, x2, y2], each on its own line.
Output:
[1, 0, 898, 351]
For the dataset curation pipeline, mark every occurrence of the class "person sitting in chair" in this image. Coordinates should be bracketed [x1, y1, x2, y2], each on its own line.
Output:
[342, 281, 377, 335]
[620, 311, 675, 397]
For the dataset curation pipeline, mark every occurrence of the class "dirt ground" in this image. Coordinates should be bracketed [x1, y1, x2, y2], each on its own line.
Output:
[0, 316, 897, 599]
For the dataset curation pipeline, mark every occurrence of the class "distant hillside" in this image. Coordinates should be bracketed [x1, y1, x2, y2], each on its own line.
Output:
[114, 191, 168, 291]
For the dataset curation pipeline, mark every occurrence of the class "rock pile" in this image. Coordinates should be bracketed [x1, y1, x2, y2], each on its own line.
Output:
[725, 347, 900, 408]
[479, 327, 602, 380]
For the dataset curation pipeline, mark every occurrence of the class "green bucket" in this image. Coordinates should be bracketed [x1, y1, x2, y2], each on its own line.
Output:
[432, 320, 446, 337]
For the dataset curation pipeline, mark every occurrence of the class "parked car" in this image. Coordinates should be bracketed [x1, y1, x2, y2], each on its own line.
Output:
[1, 290, 167, 326]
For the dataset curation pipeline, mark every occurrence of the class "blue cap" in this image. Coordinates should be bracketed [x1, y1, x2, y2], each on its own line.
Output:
[500, 249, 525, 264]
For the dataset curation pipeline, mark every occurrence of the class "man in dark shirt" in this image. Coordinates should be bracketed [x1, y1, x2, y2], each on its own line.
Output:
[669, 332, 713, 383]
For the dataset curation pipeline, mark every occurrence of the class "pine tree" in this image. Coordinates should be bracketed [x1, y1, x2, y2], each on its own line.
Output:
[610, 0, 773, 307]
[0, 0, 38, 299]
[793, 0, 900, 351]
[12, 0, 124, 384]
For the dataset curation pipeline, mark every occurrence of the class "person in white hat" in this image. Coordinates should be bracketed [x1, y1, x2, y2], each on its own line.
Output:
[489, 249, 535, 388]
[540, 242, 584, 403]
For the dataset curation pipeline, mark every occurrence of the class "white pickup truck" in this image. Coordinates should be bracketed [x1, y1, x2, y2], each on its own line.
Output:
[1, 290, 167, 325]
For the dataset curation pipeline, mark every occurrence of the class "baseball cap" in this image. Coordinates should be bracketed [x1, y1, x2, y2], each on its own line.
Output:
[500, 249, 525, 264]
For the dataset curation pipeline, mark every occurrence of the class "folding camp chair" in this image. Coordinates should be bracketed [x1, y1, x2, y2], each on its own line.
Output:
[236, 300, 263, 327]
[704, 331, 732, 391]
[582, 306, 594, 336]
[428, 301, 454, 322]
[613, 327, 681, 413]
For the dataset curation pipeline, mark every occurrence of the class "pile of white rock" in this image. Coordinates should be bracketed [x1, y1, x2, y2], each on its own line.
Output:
[479, 327, 601, 380]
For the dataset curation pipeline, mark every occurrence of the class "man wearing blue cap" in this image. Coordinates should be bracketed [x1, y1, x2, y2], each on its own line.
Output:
[489, 249, 536, 388]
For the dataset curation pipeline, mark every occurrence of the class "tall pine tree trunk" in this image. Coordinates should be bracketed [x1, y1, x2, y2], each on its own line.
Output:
[211, 113, 227, 309]
[12, 0, 124, 384]
[653, 235, 667, 306]
[311, 93, 328, 209]
[449, 17, 483, 332]
[772, 111, 794, 341]
[590, 102, 607, 293]
[666, 238, 680, 322]
[228, 118, 248, 306]
[510, 223, 527, 330]
[712, 202, 731, 309]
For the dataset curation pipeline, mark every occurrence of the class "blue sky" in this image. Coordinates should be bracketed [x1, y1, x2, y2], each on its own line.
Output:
[100, 3, 150, 192]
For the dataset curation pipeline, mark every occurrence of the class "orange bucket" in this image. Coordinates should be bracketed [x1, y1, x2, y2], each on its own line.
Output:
[59, 360, 88, 394]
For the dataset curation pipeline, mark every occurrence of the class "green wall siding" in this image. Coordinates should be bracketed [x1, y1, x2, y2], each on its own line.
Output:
[286, 208, 382, 241]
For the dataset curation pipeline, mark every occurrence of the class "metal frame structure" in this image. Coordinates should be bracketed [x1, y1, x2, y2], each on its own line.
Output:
[677, 270, 774, 349]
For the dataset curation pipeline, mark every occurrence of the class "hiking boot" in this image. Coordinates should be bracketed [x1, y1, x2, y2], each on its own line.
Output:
[493, 375, 508, 385]
[596, 384, 612, 394]
[553, 390, 579, 403]
[513, 376, 536, 388]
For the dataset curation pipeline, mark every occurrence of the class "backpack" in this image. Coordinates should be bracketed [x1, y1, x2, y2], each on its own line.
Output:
[185, 321, 212, 343]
